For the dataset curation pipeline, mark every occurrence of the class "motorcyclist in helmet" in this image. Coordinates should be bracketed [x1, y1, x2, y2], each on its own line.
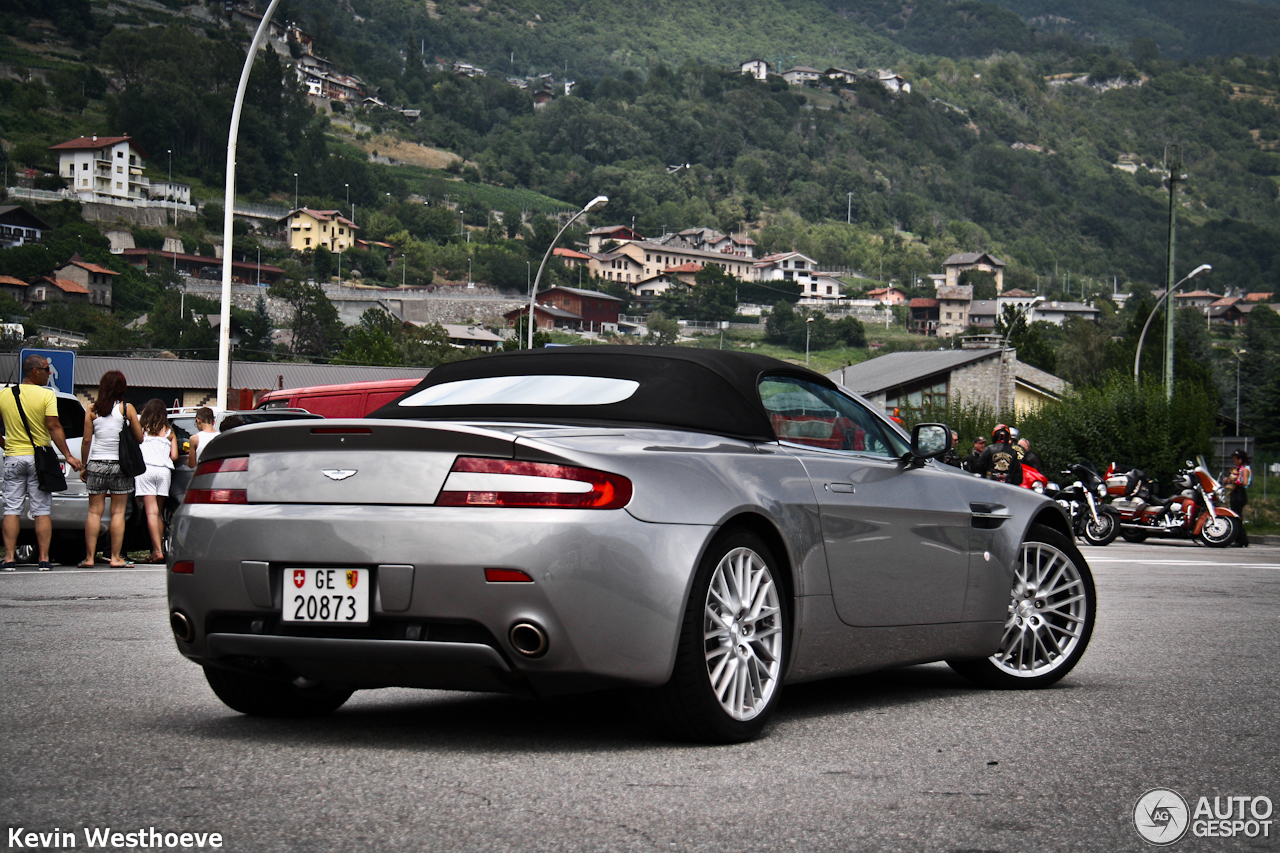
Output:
[974, 424, 1024, 486]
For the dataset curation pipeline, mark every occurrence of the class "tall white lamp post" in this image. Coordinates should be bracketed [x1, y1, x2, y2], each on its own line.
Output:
[527, 196, 608, 349]
[218, 0, 284, 410]
[805, 316, 815, 366]
[1133, 263, 1212, 385]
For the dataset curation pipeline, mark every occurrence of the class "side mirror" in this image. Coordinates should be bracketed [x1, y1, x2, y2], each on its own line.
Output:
[910, 423, 951, 461]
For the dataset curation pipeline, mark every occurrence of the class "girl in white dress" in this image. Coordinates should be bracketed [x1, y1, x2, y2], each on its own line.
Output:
[136, 399, 179, 563]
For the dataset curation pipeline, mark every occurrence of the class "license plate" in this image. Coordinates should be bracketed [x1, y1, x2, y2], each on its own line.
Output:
[283, 568, 370, 624]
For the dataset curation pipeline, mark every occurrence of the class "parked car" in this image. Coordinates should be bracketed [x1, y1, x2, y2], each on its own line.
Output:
[254, 378, 423, 418]
[167, 347, 1095, 743]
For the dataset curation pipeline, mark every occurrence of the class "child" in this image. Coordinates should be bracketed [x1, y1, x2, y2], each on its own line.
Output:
[136, 400, 179, 563]
[186, 407, 216, 469]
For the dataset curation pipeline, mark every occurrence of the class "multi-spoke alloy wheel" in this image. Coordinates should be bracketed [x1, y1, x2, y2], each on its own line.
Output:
[646, 530, 788, 743]
[949, 524, 1095, 689]
[703, 546, 783, 721]
[1198, 514, 1237, 548]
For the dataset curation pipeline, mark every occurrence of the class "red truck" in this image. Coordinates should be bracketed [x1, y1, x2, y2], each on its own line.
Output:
[254, 377, 422, 418]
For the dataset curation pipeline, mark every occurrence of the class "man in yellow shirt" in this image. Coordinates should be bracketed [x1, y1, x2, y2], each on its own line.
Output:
[0, 355, 82, 569]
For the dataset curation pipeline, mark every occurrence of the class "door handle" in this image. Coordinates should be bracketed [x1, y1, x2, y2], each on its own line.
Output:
[827, 483, 856, 493]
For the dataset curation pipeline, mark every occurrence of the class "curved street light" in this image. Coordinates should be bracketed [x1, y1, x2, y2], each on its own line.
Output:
[992, 297, 1042, 416]
[527, 196, 608, 349]
[1133, 263, 1212, 385]
[217, 0, 285, 410]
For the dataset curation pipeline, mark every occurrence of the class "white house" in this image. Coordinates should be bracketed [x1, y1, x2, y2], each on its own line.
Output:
[753, 251, 819, 283]
[740, 59, 770, 81]
[51, 136, 150, 205]
[782, 66, 822, 86]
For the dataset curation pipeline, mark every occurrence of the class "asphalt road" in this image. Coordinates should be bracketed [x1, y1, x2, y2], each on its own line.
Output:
[2, 541, 1277, 853]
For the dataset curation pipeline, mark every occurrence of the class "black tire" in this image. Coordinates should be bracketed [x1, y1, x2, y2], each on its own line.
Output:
[1198, 514, 1237, 548]
[1120, 531, 1148, 543]
[948, 524, 1095, 690]
[49, 540, 84, 567]
[644, 530, 788, 743]
[1081, 510, 1119, 546]
[203, 666, 353, 717]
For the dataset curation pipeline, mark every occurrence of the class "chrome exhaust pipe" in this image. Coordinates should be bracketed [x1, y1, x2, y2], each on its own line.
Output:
[170, 610, 195, 643]
[508, 621, 549, 658]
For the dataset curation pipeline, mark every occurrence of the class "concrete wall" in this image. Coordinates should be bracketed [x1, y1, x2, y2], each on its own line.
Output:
[949, 349, 1016, 411]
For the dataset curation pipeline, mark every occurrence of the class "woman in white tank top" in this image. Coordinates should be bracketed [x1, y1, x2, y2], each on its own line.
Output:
[79, 370, 143, 567]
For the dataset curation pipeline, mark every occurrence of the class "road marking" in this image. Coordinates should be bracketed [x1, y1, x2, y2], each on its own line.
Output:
[1089, 558, 1280, 569]
[0, 567, 166, 576]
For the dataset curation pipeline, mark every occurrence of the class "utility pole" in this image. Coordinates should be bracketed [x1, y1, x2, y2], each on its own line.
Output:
[1164, 144, 1185, 401]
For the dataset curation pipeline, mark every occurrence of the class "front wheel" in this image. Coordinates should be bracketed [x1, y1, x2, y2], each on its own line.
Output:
[203, 666, 353, 717]
[644, 530, 788, 743]
[1198, 514, 1237, 548]
[948, 524, 1095, 689]
[1081, 510, 1119, 546]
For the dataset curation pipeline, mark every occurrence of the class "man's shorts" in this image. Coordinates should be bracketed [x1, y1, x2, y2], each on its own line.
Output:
[3, 456, 52, 517]
[134, 465, 171, 498]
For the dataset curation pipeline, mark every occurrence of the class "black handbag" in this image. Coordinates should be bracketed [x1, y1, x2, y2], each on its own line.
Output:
[11, 386, 67, 493]
[117, 402, 146, 477]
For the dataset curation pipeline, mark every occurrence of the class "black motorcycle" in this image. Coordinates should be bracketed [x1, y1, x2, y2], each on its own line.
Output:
[1047, 462, 1121, 546]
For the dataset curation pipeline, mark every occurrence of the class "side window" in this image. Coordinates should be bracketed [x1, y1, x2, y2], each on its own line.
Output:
[759, 376, 903, 458]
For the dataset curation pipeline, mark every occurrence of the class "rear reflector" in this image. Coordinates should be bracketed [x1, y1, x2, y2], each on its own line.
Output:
[194, 456, 248, 476]
[437, 457, 632, 509]
[485, 568, 534, 583]
[184, 488, 248, 505]
[172, 561, 195, 574]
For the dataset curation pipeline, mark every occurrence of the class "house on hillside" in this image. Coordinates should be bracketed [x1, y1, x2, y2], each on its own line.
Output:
[629, 273, 686, 310]
[1031, 301, 1100, 325]
[782, 66, 822, 86]
[538, 286, 622, 331]
[866, 286, 908, 305]
[585, 225, 643, 252]
[586, 249, 646, 285]
[614, 242, 754, 283]
[0, 206, 52, 248]
[754, 251, 818, 284]
[827, 347, 1066, 417]
[824, 67, 859, 85]
[909, 298, 939, 335]
[29, 276, 91, 308]
[50, 136, 150, 206]
[968, 299, 998, 330]
[0, 275, 29, 302]
[552, 247, 592, 270]
[277, 208, 359, 253]
[943, 252, 1006, 293]
[1173, 290, 1217, 312]
[741, 59, 770, 81]
[53, 253, 118, 310]
[936, 284, 973, 337]
[659, 227, 756, 258]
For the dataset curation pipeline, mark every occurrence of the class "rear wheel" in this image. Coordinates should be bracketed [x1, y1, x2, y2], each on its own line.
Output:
[203, 666, 353, 717]
[1198, 514, 1237, 548]
[1120, 531, 1148, 543]
[948, 524, 1095, 689]
[645, 530, 787, 743]
[1081, 510, 1119, 546]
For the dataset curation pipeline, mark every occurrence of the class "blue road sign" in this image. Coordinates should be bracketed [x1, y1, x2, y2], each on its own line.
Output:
[19, 348, 75, 395]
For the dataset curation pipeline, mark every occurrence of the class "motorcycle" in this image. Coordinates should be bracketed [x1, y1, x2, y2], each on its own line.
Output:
[1106, 456, 1239, 547]
[1020, 464, 1049, 493]
[1046, 462, 1121, 546]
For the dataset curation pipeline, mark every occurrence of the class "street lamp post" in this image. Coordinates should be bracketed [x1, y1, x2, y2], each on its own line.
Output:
[166, 149, 172, 226]
[1234, 349, 1247, 436]
[1163, 144, 1187, 401]
[293, 172, 298, 210]
[528, 196, 608, 349]
[805, 315, 815, 366]
[217, 0, 284, 410]
[993, 299, 1042, 416]
[1133, 263, 1212, 385]
[846, 192, 852, 224]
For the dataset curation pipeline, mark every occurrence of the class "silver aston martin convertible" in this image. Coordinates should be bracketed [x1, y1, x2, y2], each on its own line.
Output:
[166, 347, 1095, 743]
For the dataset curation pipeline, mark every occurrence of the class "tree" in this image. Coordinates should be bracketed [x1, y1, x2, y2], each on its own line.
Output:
[645, 312, 679, 345]
[269, 279, 344, 357]
[336, 309, 401, 365]
[238, 294, 277, 361]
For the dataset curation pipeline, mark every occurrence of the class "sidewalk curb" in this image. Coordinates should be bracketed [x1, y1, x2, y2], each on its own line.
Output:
[1251, 534, 1280, 546]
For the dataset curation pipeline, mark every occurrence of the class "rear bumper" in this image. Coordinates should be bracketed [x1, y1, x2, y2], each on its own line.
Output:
[167, 503, 713, 694]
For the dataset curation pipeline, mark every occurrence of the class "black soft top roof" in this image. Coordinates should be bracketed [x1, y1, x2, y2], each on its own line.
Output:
[367, 346, 836, 441]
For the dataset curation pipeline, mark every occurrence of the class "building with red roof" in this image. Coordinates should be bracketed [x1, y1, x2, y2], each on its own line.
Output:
[50, 135, 151, 205]
[54, 253, 118, 310]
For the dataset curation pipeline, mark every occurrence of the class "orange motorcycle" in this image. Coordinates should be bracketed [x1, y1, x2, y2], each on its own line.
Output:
[1107, 456, 1239, 547]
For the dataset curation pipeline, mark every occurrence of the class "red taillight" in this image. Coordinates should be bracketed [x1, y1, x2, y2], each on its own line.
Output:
[194, 456, 248, 476]
[172, 561, 195, 574]
[484, 568, 534, 583]
[184, 489, 247, 504]
[437, 457, 632, 509]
